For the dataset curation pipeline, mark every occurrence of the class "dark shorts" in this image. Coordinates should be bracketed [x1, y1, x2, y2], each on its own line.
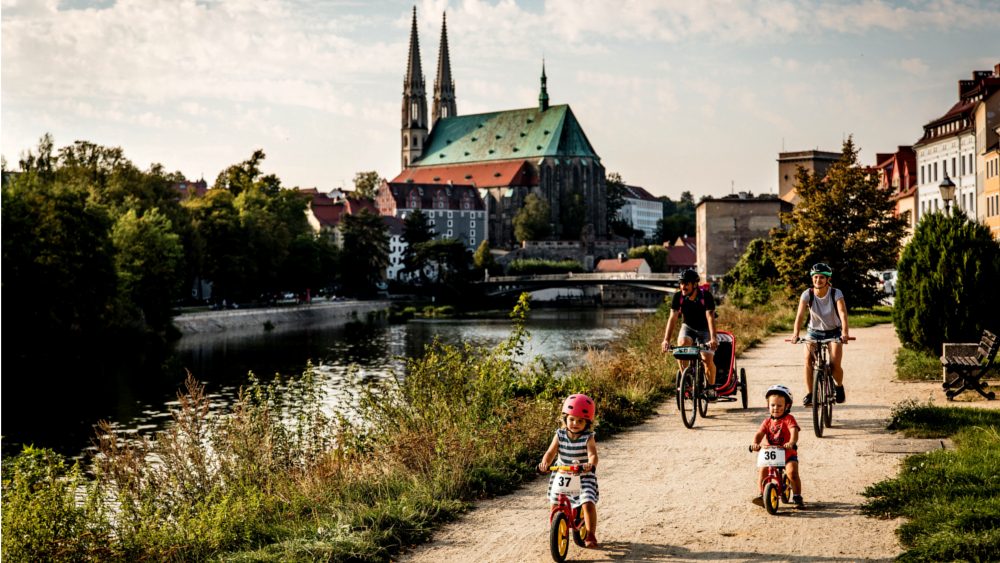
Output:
[785, 455, 799, 465]
[678, 325, 715, 355]
[806, 327, 842, 341]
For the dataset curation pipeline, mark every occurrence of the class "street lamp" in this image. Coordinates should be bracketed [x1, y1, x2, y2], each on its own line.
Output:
[939, 174, 956, 214]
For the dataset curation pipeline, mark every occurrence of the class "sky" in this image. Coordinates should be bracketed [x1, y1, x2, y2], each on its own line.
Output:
[2, 0, 999, 200]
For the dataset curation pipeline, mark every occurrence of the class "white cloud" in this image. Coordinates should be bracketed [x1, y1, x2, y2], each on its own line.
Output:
[771, 57, 800, 72]
[898, 58, 929, 76]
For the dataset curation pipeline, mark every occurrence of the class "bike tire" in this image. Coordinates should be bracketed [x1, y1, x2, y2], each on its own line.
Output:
[698, 369, 709, 418]
[812, 366, 825, 438]
[740, 367, 748, 409]
[572, 522, 588, 548]
[679, 368, 698, 429]
[782, 473, 792, 504]
[550, 512, 569, 562]
[764, 482, 780, 515]
[675, 369, 683, 411]
[823, 377, 834, 427]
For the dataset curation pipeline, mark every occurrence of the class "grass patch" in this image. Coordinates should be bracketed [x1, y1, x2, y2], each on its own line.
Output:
[850, 305, 894, 328]
[862, 402, 1000, 562]
[895, 347, 942, 381]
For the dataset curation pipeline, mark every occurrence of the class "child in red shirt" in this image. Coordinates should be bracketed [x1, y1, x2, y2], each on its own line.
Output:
[751, 385, 803, 507]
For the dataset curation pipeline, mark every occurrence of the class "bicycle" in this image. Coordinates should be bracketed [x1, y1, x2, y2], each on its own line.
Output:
[546, 464, 591, 562]
[749, 445, 796, 514]
[787, 336, 856, 437]
[669, 342, 713, 429]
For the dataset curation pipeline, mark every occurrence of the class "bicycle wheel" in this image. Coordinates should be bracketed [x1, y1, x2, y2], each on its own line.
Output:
[812, 366, 825, 438]
[823, 374, 834, 427]
[698, 369, 709, 418]
[550, 512, 569, 562]
[740, 367, 748, 409]
[572, 521, 588, 547]
[782, 473, 792, 504]
[764, 482, 780, 515]
[675, 369, 683, 410]
[679, 368, 698, 429]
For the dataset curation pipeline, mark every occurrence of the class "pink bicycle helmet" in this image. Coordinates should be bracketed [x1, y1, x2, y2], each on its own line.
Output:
[562, 394, 595, 421]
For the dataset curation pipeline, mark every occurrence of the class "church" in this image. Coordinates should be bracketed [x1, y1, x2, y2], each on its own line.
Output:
[377, 8, 608, 250]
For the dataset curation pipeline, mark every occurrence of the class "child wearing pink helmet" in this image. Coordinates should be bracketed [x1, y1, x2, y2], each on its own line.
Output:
[538, 394, 601, 548]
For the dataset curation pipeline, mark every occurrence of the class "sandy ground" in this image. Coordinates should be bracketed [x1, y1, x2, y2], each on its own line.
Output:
[400, 323, 983, 563]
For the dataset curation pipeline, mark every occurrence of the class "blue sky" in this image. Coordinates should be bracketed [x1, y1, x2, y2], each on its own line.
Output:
[2, 0, 998, 199]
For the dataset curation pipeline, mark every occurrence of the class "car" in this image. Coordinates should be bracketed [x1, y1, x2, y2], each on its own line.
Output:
[878, 270, 897, 295]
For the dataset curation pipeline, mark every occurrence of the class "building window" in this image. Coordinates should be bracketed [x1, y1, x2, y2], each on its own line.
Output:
[447, 230, 453, 237]
[952, 158, 956, 176]
[470, 220, 475, 228]
[447, 211, 453, 218]
[934, 162, 938, 182]
[447, 220, 453, 227]
[920, 166, 924, 185]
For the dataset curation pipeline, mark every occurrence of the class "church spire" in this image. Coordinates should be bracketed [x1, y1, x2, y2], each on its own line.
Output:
[539, 59, 550, 112]
[432, 12, 457, 124]
[401, 6, 428, 169]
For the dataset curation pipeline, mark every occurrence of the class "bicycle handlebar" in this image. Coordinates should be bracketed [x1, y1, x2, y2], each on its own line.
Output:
[785, 336, 857, 344]
[749, 444, 798, 452]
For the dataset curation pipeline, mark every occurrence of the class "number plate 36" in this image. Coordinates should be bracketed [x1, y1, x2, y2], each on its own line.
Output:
[552, 473, 581, 496]
[757, 448, 786, 467]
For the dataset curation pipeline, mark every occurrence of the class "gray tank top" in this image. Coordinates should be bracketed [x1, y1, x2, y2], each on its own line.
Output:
[801, 288, 843, 330]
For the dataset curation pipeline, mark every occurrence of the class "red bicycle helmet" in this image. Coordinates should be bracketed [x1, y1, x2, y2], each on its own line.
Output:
[562, 394, 595, 421]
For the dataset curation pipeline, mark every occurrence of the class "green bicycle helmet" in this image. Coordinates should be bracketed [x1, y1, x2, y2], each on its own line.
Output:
[809, 263, 833, 277]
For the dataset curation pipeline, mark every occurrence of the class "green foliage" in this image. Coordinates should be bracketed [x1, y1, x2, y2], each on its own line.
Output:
[472, 239, 502, 278]
[353, 171, 382, 201]
[862, 405, 1000, 562]
[402, 208, 436, 280]
[412, 238, 473, 283]
[627, 245, 669, 273]
[895, 347, 944, 381]
[771, 137, 907, 309]
[655, 213, 695, 244]
[112, 208, 185, 329]
[279, 233, 340, 293]
[507, 258, 585, 276]
[513, 193, 552, 242]
[893, 210, 1000, 354]
[213, 149, 282, 197]
[848, 306, 894, 328]
[721, 238, 781, 308]
[341, 208, 389, 295]
[561, 187, 588, 239]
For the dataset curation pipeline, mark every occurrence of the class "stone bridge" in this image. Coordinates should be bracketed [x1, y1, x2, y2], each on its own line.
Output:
[476, 273, 681, 297]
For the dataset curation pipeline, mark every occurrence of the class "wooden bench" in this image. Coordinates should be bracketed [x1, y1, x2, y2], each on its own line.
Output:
[940, 329, 998, 401]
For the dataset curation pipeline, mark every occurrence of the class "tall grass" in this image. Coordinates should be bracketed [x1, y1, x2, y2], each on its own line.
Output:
[2, 293, 799, 563]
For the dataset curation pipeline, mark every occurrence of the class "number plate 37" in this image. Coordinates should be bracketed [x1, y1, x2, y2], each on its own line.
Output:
[757, 448, 786, 467]
[552, 473, 581, 496]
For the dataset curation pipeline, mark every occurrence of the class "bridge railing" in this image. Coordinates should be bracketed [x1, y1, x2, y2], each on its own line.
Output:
[483, 273, 680, 283]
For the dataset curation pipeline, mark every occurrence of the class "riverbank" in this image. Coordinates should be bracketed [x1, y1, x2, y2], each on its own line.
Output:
[172, 299, 392, 334]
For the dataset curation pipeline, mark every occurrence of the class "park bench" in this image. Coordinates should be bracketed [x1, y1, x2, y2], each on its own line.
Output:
[940, 329, 998, 401]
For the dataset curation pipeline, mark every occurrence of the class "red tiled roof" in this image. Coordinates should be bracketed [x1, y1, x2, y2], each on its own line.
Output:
[666, 245, 695, 267]
[595, 258, 647, 273]
[624, 185, 658, 201]
[389, 161, 534, 188]
[380, 182, 485, 212]
[309, 197, 378, 228]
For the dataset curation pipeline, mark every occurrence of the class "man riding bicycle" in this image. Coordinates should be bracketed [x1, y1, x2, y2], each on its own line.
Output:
[661, 269, 720, 401]
[790, 263, 850, 406]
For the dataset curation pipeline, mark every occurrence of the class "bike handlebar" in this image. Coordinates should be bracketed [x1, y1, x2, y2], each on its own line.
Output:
[785, 336, 857, 344]
[749, 444, 798, 452]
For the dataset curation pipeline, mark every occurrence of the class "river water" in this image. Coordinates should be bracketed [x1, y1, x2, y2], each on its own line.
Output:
[3, 308, 650, 460]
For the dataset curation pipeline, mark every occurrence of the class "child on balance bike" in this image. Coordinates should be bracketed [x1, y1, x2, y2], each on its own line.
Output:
[750, 385, 803, 507]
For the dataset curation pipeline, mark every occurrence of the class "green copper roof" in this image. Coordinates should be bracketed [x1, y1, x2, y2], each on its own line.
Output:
[412, 104, 598, 167]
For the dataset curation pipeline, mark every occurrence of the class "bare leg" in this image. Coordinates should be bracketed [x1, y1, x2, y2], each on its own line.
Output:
[581, 502, 597, 539]
[758, 467, 768, 492]
[786, 461, 801, 495]
[829, 342, 844, 385]
[703, 352, 716, 385]
[804, 343, 816, 394]
[678, 336, 694, 372]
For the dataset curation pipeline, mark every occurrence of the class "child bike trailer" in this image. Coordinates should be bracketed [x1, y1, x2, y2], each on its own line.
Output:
[713, 331, 748, 409]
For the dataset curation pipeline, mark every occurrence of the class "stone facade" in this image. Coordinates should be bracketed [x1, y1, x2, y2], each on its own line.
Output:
[777, 150, 840, 205]
[696, 194, 793, 282]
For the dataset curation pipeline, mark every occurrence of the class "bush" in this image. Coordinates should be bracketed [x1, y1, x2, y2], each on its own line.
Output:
[507, 259, 585, 276]
[435, 305, 456, 316]
[894, 210, 1000, 354]
[721, 238, 781, 308]
[627, 245, 668, 273]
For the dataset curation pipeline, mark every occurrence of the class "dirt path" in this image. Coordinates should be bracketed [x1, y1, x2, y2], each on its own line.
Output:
[401, 323, 959, 563]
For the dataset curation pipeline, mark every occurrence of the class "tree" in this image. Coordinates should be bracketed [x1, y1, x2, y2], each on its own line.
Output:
[513, 194, 552, 242]
[340, 208, 389, 294]
[112, 208, 185, 329]
[561, 187, 588, 239]
[473, 239, 502, 277]
[213, 149, 282, 197]
[605, 172, 629, 237]
[655, 214, 695, 244]
[401, 208, 436, 280]
[627, 245, 669, 272]
[279, 233, 340, 293]
[894, 211, 1000, 354]
[770, 137, 906, 309]
[353, 171, 382, 201]
[412, 238, 472, 283]
[186, 190, 247, 301]
[721, 238, 780, 308]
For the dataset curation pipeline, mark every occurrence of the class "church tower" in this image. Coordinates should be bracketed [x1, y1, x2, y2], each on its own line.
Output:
[539, 59, 550, 111]
[402, 7, 428, 170]
[432, 12, 457, 124]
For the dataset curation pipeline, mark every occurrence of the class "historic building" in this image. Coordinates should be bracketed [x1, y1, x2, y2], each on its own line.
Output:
[384, 8, 607, 250]
[695, 193, 792, 283]
[619, 185, 661, 240]
[872, 146, 919, 243]
[777, 150, 840, 205]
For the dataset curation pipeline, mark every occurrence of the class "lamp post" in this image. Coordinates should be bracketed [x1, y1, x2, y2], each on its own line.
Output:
[939, 174, 956, 214]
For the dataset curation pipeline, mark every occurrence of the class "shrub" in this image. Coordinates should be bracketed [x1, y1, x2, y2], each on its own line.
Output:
[435, 305, 456, 316]
[627, 245, 668, 273]
[894, 210, 1000, 354]
[507, 259, 585, 276]
[721, 238, 781, 308]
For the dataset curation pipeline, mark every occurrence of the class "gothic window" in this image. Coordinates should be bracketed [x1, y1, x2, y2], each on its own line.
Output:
[404, 136, 408, 148]
[461, 191, 472, 209]
[412, 102, 418, 119]
[442, 107, 448, 118]
[436, 191, 446, 209]
[414, 136, 419, 148]
[407, 190, 420, 209]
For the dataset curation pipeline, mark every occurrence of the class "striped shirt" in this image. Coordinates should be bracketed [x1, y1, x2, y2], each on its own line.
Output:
[546, 428, 599, 507]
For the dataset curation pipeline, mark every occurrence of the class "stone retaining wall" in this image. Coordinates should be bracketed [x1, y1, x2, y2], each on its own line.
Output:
[173, 300, 391, 334]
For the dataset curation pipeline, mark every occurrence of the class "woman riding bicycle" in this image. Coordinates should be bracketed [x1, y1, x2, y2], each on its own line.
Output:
[661, 269, 720, 401]
[790, 263, 850, 407]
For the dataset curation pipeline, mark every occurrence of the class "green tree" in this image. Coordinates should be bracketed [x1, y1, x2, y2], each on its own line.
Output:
[280, 233, 339, 293]
[186, 190, 247, 301]
[473, 239, 502, 277]
[627, 245, 669, 272]
[401, 208, 436, 280]
[353, 171, 382, 201]
[770, 137, 906, 308]
[213, 149, 282, 197]
[721, 238, 780, 308]
[341, 209, 389, 294]
[894, 211, 1000, 354]
[657, 195, 677, 217]
[655, 214, 695, 244]
[112, 208, 185, 329]
[413, 238, 473, 283]
[513, 194, 552, 242]
[605, 172, 629, 237]
[561, 187, 588, 239]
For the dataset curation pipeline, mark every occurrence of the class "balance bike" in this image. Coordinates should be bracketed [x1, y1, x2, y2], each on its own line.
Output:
[547, 465, 589, 562]
[751, 445, 794, 515]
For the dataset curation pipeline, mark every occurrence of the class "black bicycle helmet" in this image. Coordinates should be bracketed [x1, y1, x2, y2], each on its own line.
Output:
[679, 269, 700, 283]
[809, 263, 833, 277]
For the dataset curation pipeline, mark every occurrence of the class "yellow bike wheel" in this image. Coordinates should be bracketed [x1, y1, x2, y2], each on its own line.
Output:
[549, 512, 569, 562]
[764, 482, 780, 515]
[573, 522, 588, 547]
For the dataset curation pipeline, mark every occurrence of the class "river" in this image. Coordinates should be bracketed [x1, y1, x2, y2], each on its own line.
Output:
[2, 308, 652, 460]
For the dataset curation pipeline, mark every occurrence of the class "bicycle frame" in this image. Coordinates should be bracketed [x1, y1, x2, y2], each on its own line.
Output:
[752, 445, 793, 514]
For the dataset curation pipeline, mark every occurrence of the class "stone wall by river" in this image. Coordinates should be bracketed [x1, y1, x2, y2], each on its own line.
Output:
[173, 300, 392, 334]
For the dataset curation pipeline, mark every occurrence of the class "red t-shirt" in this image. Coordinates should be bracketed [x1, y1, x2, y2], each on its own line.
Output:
[759, 415, 800, 446]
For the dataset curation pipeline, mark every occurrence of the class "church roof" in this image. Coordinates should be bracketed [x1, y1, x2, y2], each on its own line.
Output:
[389, 161, 534, 188]
[413, 104, 598, 167]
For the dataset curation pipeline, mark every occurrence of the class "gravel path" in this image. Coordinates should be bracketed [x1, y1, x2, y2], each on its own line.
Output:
[400, 323, 969, 563]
